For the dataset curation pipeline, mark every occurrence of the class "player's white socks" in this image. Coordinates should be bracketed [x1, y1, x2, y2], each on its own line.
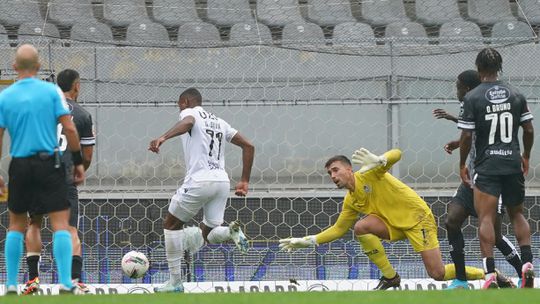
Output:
[182, 226, 204, 254]
[164, 229, 184, 285]
[207, 226, 231, 244]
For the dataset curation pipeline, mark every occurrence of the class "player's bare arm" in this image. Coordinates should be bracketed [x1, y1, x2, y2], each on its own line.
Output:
[230, 132, 255, 196]
[82, 145, 93, 171]
[432, 108, 458, 123]
[444, 140, 460, 154]
[148, 116, 195, 153]
[521, 120, 534, 176]
[59, 114, 85, 185]
[459, 130, 472, 187]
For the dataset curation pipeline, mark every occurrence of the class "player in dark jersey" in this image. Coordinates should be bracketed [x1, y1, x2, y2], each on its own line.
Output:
[23, 69, 95, 294]
[458, 48, 535, 288]
[434, 70, 521, 289]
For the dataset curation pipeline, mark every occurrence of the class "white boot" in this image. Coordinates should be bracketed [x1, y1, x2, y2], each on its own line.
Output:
[229, 221, 249, 253]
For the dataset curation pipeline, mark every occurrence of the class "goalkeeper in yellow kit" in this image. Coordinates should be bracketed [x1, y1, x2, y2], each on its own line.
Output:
[279, 148, 485, 290]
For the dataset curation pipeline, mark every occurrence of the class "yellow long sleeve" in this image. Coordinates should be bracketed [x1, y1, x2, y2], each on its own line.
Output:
[371, 149, 402, 177]
[315, 206, 357, 244]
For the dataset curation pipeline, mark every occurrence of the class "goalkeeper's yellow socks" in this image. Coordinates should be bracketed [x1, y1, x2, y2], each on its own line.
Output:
[443, 264, 485, 280]
[357, 234, 397, 279]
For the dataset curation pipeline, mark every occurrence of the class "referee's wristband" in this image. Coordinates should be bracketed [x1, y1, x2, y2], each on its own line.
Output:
[71, 151, 83, 166]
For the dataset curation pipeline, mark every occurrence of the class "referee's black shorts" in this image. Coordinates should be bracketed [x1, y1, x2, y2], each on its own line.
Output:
[7, 154, 70, 214]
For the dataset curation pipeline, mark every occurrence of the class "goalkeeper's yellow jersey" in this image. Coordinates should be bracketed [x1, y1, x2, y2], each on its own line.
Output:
[315, 149, 433, 244]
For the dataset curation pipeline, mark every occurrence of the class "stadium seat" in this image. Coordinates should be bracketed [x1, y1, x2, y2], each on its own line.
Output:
[0, 24, 9, 47]
[491, 21, 535, 43]
[103, 0, 148, 27]
[439, 20, 483, 45]
[0, 0, 42, 26]
[306, 0, 356, 27]
[126, 20, 171, 46]
[518, 0, 540, 25]
[384, 21, 428, 45]
[70, 21, 114, 44]
[362, 0, 409, 27]
[281, 22, 326, 47]
[178, 22, 221, 47]
[332, 22, 376, 47]
[229, 22, 273, 45]
[47, 0, 97, 27]
[415, 0, 462, 26]
[256, 0, 305, 27]
[17, 22, 60, 45]
[467, 0, 516, 25]
[207, 0, 254, 27]
[152, 0, 201, 28]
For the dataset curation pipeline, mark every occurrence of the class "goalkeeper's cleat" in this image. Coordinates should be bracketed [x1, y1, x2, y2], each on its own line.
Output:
[229, 221, 249, 253]
[446, 279, 469, 290]
[5, 285, 18, 295]
[495, 269, 516, 288]
[154, 281, 184, 293]
[22, 277, 40, 295]
[72, 279, 91, 294]
[482, 272, 499, 289]
[373, 273, 401, 290]
[521, 262, 535, 288]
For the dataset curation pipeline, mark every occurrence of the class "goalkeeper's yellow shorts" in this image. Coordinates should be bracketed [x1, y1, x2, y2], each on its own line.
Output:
[373, 212, 439, 252]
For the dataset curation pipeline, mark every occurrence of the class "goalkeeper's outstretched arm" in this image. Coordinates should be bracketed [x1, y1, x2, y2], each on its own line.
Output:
[378, 149, 401, 172]
[314, 211, 357, 244]
[352, 148, 402, 175]
[279, 208, 357, 251]
[279, 207, 358, 251]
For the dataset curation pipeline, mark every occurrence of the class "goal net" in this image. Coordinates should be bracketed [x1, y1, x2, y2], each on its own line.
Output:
[0, 0, 539, 293]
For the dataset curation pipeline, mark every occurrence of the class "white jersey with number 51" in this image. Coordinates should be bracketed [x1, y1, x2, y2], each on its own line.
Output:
[180, 106, 238, 187]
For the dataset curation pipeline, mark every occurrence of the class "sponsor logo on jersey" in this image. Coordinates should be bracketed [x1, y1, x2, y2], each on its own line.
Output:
[486, 149, 513, 156]
[485, 86, 510, 104]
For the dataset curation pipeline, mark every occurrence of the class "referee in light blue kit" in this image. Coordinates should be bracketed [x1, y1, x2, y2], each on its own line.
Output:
[0, 44, 85, 295]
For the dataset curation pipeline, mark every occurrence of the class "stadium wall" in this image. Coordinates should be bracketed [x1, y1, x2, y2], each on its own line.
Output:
[1, 45, 540, 190]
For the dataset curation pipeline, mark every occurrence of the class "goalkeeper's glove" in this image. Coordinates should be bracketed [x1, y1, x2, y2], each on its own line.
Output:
[279, 235, 317, 252]
[351, 148, 387, 173]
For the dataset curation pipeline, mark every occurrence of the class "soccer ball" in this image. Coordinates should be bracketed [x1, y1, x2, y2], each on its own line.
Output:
[121, 251, 149, 279]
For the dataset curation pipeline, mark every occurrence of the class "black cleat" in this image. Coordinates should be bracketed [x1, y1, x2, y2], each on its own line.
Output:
[495, 269, 516, 288]
[373, 273, 401, 290]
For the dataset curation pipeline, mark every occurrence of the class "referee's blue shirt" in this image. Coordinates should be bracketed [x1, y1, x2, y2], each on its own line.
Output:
[0, 77, 70, 157]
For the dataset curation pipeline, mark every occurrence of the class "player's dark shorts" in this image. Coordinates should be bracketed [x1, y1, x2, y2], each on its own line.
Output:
[29, 183, 80, 228]
[473, 173, 525, 207]
[452, 183, 506, 217]
[452, 183, 477, 217]
[8, 154, 69, 214]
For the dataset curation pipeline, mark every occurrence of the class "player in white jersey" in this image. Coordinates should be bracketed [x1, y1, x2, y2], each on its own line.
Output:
[149, 88, 255, 293]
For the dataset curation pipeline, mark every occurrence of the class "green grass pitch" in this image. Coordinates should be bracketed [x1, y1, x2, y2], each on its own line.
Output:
[2, 289, 539, 304]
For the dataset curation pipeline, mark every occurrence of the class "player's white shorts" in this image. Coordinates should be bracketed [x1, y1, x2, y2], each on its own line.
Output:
[168, 181, 230, 228]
